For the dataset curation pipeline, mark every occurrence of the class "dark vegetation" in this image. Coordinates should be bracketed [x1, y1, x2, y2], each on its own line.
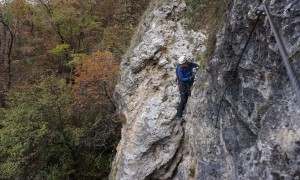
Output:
[184, 0, 231, 60]
[0, 0, 149, 178]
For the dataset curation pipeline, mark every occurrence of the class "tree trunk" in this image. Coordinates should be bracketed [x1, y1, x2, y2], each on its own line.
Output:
[0, 25, 5, 64]
[5, 24, 13, 90]
[0, 17, 14, 90]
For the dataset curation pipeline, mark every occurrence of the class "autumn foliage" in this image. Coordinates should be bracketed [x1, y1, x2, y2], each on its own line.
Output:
[72, 51, 119, 111]
[0, 0, 149, 178]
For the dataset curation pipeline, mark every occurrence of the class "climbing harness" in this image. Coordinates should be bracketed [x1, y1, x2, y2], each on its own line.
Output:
[215, 3, 300, 129]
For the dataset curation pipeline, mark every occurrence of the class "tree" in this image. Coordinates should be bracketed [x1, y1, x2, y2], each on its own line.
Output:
[0, 0, 150, 178]
[0, 76, 77, 178]
[72, 50, 118, 116]
[35, 0, 101, 52]
[0, 2, 15, 90]
[0, 72, 121, 179]
[71, 50, 121, 178]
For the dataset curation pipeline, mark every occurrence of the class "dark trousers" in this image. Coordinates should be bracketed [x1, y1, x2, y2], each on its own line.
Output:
[176, 82, 191, 118]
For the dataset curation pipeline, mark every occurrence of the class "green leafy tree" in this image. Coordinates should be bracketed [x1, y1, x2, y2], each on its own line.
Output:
[0, 0, 151, 178]
[0, 76, 78, 179]
[0, 75, 121, 179]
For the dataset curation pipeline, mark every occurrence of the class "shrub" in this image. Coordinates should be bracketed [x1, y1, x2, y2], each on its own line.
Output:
[184, 0, 231, 59]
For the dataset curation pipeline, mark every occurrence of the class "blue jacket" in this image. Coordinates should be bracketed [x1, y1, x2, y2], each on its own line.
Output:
[177, 61, 199, 84]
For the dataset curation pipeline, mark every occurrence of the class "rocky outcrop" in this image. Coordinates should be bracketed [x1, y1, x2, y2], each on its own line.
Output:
[111, 0, 300, 179]
[180, 0, 300, 179]
[111, 0, 205, 179]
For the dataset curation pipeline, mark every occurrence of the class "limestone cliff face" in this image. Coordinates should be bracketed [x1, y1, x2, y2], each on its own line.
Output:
[111, 0, 300, 179]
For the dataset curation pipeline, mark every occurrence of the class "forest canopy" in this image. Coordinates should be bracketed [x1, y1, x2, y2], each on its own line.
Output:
[0, 0, 149, 179]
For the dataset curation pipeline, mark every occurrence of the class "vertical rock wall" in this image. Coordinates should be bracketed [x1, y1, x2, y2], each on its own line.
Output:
[111, 0, 205, 179]
[111, 0, 300, 179]
[182, 0, 300, 179]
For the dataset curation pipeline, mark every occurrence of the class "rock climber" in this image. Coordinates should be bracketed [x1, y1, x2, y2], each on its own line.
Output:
[176, 55, 199, 125]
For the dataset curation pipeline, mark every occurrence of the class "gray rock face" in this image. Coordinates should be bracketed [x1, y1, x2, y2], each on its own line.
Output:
[111, 0, 205, 179]
[181, 0, 300, 179]
[111, 0, 300, 179]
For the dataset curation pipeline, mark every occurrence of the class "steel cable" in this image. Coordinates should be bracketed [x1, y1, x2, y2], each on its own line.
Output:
[214, 14, 261, 128]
